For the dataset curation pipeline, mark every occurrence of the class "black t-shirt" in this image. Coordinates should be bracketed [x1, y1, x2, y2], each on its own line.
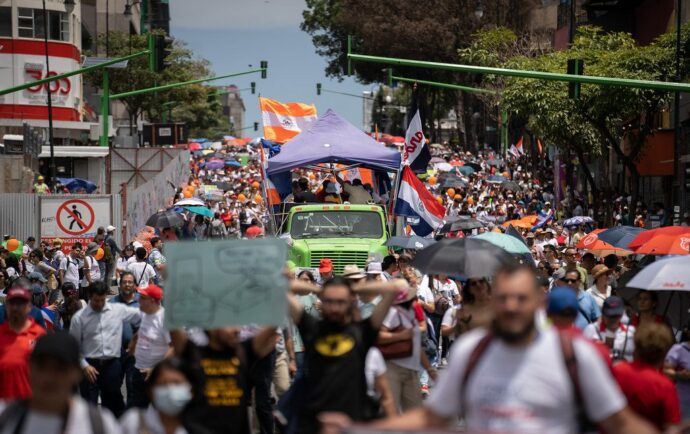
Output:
[294, 191, 318, 203]
[297, 315, 379, 433]
[183, 339, 257, 434]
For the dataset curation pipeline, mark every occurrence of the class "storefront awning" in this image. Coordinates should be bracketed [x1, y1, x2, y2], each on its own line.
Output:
[39, 146, 109, 158]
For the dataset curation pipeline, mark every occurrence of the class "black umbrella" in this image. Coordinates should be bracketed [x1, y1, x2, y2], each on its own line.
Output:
[385, 236, 436, 250]
[439, 217, 485, 233]
[440, 178, 467, 189]
[465, 162, 482, 172]
[216, 181, 234, 191]
[146, 209, 185, 228]
[411, 238, 517, 278]
[487, 159, 502, 166]
[500, 180, 522, 192]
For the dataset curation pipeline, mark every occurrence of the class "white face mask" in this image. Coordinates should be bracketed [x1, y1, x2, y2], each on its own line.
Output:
[152, 384, 192, 416]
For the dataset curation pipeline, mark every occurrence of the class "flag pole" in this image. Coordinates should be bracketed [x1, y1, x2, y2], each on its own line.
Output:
[388, 166, 403, 236]
[258, 144, 277, 235]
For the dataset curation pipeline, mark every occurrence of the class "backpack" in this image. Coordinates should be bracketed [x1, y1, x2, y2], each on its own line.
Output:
[0, 399, 104, 434]
[428, 277, 450, 316]
[66, 258, 84, 281]
[461, 330, 595, 433]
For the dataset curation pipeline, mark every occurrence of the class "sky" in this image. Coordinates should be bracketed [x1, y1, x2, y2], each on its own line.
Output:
[169, 0, 375, 134]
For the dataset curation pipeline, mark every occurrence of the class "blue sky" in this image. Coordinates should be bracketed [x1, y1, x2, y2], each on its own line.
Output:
[169, 0, 375, 133]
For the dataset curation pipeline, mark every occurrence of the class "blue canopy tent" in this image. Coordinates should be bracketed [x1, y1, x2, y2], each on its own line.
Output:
[266, 109, 401, 175]
[56, 177, 97, 193]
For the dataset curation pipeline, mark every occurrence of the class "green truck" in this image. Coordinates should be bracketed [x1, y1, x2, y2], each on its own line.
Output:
[284, 203, 389, 275]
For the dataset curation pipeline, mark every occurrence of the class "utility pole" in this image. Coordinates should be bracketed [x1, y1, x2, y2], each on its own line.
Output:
[676, 0, 686, 220]
[41, 0, 56, 186]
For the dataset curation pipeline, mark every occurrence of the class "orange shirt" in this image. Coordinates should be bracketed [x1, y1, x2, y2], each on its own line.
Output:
[0, 319, 46, 399]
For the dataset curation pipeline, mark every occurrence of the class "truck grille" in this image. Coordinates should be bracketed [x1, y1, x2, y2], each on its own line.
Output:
[310, 251, 370, 275]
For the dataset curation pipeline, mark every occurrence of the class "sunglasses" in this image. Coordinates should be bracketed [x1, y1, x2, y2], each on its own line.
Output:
[563, 278, 579, 284]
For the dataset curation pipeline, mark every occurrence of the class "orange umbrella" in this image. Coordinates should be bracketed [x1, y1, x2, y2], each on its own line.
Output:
[576, 229, 632, 256]
[628, 226, 690, 251]
[634, 234, 690, 255]
[502, 215, 539, 229]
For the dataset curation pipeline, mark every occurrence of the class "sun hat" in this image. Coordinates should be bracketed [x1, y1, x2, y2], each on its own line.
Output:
[342, 264, 366, 280]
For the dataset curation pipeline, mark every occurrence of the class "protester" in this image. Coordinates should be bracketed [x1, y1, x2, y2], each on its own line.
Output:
[147, 237, 166, 286]
[613, 323, 680, 430]
[59, 243, 84, 293]
[0, 283, 46, 399]
[56, 282, 85, 331]
[563, 269, 601, 330]
[587, 264, 613, 309]
[453, 278, 492, 336]
[630, 290, 667, 328]
[127, 247, 156, 289]
[0, 333, 121, 434]
[70, 282, 142, 418]
[665, 327, 690, 419]
[583, 296, 635, 363]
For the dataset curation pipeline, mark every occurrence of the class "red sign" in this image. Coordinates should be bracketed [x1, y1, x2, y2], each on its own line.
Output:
[56, 199, 95, 236]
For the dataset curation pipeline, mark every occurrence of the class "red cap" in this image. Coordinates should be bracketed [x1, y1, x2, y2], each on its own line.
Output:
[137, 284, 163, 302]
[319, 258, 333, 273]
[6, 287, 31, 302]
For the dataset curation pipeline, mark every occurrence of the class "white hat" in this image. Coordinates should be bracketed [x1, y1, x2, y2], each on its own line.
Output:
[366, 262, 383, 274]
[132, 241, 143, 249]
[106, 225, 116, 232]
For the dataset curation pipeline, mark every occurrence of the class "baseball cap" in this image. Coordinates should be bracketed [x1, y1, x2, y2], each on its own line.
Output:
[138, 284, 163, 302]
[106, 225, 116, 232]
[28, 272, 47, 283]
[547, 287, 579, 315]
[6, 287, 31, 302]
[86, 242, 99, 255]
[602, 296, 625, 317]
[552, 268, 566, 281]
[319, 258, 333, 273]
[30, 332, 81, 369]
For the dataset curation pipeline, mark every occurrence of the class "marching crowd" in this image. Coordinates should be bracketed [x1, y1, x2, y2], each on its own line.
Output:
[0, 143, 688, 434]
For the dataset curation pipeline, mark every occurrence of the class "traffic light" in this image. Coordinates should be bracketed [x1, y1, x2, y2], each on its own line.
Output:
[260, 61, 268, 79]
[567, 59, 584, 99]
[254, 122, 259, 131]
[685, 163, 690, 192]
[250, 82, 256, 94]
[316, 83, 322, 95]
[153, 35, 174, 73]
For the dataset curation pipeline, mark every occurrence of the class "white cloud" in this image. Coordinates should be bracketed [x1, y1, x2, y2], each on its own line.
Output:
[170, 0, 306, 30]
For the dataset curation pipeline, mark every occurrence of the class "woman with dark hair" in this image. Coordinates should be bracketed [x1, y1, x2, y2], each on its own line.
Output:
[454, 278, 492, 337]
[116, 244, 135, 283]
[630, 290, 668, 329]
[536, 260, 553, 281]
[57, 282, 86, 331]
[4, 254, 20, 278]
[120, 358, 200, 434]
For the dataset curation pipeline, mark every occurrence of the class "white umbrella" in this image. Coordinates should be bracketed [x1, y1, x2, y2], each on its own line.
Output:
[434, 162, 454, 172]
[627, 256, 690, 291]
[174, 197, 205, 207]
[211, 141, 223, 150]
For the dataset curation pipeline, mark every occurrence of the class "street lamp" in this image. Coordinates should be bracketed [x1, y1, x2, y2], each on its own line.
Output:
[41, 0, 56, 186]
[474, 0, 484, 20]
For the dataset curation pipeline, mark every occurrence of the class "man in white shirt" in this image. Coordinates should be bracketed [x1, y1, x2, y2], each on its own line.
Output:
[81, 242, 101, 290]
[126, 247, 156, 289]
[368, 263, 656, 434]
[59, 243, 84, 290]
[69, 282, 141, 418]
[131, 284, 171, 408]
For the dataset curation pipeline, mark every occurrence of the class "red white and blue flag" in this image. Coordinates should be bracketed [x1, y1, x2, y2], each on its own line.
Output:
[394, 166, 445, 236]
[531, 208, 555, 231]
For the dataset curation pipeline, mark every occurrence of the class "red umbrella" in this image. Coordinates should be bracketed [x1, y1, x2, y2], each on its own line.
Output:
[628, 226, 690, 251]
[576, 229, 631, 256]
[188, 142, 201, 151]
[634, 234, 690, 255]
[390, 136, 405, 143]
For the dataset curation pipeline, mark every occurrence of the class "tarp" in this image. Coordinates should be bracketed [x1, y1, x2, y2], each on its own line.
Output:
[266, 109, 401, 175]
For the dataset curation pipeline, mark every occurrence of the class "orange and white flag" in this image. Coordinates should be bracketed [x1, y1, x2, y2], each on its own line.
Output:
[259, 97, 317, 143]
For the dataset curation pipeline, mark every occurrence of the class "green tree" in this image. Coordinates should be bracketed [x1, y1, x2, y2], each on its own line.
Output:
[84, 31, 228, 138]
[500, 26, 679, 219]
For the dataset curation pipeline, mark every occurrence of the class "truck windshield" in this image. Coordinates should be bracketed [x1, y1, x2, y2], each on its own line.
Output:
[290, 211, 383, 239]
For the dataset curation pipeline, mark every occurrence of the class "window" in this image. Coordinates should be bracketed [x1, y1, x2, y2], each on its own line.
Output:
[17, 8, 69, 41]
[0, 7, 11, 37]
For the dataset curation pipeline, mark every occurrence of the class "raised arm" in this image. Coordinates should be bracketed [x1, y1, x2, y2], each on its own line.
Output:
[355, 279, 408, 330]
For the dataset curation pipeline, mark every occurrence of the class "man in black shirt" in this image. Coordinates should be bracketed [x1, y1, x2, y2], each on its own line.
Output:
[288, 276, 406, 433]
[172, 326, 277, 434]
[294, 177, 317, 203]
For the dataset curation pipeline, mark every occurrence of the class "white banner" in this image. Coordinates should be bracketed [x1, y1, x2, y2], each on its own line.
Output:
[404, 110, 426, 165]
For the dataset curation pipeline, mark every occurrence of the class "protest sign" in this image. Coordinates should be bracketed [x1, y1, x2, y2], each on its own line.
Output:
[164, 238, 288, 329]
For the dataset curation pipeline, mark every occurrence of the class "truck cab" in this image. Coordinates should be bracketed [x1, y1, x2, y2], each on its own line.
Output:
[285, 203, 389, 275]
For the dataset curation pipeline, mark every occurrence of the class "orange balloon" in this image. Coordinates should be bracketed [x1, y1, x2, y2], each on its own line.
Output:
[447, 188, 455, 197]
[252, 181, 260, 189]
[467, 197, 474, 205]
[95, 247, 104, 261]
[428, 176, 437, 185]
[254, 194, 262, 204]
[6, 239, 19, 251]
[237, 193, 247, 202]
[309, 173, 316, 180]
[183, 191, 192, 198]
[436, 196, 443, 205]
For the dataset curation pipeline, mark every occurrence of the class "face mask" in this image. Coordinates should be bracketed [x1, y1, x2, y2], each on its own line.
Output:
[153, 383, 192, 416]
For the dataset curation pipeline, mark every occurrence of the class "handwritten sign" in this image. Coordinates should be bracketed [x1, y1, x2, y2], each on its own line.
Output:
[164, 238, 288, 329]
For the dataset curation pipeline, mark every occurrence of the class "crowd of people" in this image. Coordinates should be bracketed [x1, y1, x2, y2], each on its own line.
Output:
[0, 140, 688, 434]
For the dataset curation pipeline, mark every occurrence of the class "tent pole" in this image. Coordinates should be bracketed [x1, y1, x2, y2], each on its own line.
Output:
[388, 167, 402, 236]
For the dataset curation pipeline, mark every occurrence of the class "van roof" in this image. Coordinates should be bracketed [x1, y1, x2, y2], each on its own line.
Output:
[290, 203, 384, 213]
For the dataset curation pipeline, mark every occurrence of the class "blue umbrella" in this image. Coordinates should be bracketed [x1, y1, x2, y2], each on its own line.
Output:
[183, 206, 214, 218]
[225, 159, 242, 168]
[56, 177, 97, 193]
[205, 160, 224, 170]
[563, 216, 594, 227]
[597, 226, 645, 249]
[456, 166, 475, 175]
[487, 175, 507, 183]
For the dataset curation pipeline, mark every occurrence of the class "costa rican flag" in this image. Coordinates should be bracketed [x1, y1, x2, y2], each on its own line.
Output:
[531, 208, 555, 231]
[395, 166, 445, 236]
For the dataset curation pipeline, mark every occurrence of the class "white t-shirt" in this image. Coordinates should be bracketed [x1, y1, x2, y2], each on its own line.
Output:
[134, 307, 171, 369]
[441, 306, 457, 340]
[365, 347, 387, 397]
[425, 327, 626, 434]
[127, 261, 156, 288]
[381, 306, 421, 371]
[121, 405, 188, 434]
[583, 322, 635, 362]
[81, 256, 101, 287]
[59, 256, 83, 287]
[0, 396, 120, 434]
[419, 276, 459, 302]
[416, 285, 434, 307]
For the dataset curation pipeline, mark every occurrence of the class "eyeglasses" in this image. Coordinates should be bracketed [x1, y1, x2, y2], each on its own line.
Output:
[563, 278, 579, 284]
